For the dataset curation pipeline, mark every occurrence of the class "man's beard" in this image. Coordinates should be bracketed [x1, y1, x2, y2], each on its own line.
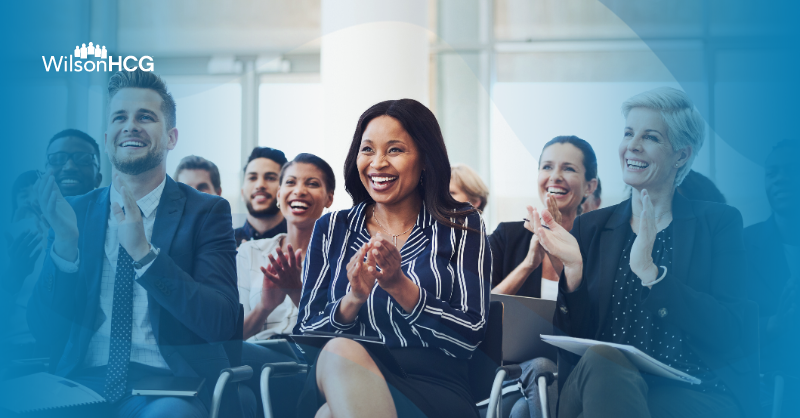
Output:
[111, 146, 163, 176]
[245, 197, 281, 219]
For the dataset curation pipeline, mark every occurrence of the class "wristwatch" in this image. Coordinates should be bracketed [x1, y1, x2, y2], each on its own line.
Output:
[133, 246, 160, 269]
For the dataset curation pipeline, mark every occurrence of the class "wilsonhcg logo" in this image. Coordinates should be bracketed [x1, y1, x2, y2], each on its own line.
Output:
[43, 42, 154, 72]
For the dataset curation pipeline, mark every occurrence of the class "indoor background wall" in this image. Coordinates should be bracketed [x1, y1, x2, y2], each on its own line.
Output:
[26, 0, 779, 231]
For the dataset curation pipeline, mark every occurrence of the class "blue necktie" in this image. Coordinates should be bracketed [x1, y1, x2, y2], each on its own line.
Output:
[103, 244, 135, 402]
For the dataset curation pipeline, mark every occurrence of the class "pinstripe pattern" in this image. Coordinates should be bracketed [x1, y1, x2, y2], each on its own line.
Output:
[294, 202, 491, 359]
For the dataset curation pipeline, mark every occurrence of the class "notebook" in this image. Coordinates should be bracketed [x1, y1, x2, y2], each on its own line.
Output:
[131, 376, 206, 397]
[541, 335, 701, 384]
[0, 372, 106, 414]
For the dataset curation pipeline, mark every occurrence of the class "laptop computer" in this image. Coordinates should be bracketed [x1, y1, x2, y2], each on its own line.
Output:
[491, 293, 557, 364]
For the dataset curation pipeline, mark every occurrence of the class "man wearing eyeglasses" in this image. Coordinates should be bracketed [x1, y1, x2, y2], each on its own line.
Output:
[0, 129, 102, 358]
[46, 129, 103, 196]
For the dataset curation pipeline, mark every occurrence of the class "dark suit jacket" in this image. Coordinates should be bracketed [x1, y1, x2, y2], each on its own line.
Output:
[554, 193, 759, 416]
[489, 221, 543, 298]
[744, 216, 795, 374]
[28, 176, 239, 410]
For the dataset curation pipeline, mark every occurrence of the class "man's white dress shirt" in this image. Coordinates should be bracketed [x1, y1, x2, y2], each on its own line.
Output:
[51, 177, 169, 370]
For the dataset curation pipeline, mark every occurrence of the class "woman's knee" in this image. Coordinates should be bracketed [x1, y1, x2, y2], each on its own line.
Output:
[319, 337, 373, 367]
[520, 357, 557, 386]
[582, 345, 635, 372]
[316, 338, 383, 385]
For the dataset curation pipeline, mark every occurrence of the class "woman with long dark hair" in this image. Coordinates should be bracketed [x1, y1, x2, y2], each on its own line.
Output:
[490, 136, 598, 299]
[489, 136, 598, 418]
[294, 99, 491, 418]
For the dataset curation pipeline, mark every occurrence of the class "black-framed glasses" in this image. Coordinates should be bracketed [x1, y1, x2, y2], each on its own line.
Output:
[47, 152, 97, 167]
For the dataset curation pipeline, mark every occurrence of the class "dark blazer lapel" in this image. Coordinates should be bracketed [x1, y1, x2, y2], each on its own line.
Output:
[671, 193, 696, 285]
[596, 199, 632, 334]
[151, 176, 186, 255]
[148, 176, 186, 342]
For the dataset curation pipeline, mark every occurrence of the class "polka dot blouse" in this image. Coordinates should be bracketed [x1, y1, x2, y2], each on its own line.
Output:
[599, 224, 727, 393]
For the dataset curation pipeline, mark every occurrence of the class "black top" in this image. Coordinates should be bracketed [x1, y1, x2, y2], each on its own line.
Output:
[489, 221, 543, 298]
[234, 218, 287, 247]
[554, 194, 759, 416]
[600, 224, 725, 393]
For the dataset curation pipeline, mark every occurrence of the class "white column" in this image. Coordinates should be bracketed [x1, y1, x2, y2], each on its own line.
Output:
[320, 0, 429, 209]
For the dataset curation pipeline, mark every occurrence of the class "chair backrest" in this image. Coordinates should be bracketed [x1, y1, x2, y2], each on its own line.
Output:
[467, 300, 504, 401]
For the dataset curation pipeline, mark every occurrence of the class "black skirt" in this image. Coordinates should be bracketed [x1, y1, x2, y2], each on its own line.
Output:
[297, 344, 479, 418]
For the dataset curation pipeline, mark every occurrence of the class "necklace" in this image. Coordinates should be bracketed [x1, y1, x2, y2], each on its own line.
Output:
[372, 206, 415, 247]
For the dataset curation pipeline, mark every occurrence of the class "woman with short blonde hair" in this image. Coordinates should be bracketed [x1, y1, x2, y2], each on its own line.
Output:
[450, 163, 489, 211]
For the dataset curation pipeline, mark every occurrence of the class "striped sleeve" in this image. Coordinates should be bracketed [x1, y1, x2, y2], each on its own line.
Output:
[402, 212, 491, 358]
[294, 212, 357, 334]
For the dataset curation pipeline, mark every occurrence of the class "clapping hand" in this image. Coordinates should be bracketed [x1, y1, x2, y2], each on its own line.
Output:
[345, 242, 378, 304]
[532, 207, 583, 291]
[523, 206, 546, 269]
[522, 195, 563, 270]
[261, 244, 304, 306]
[545, 193, 563, 226]
[630, 189, 660, 286]
[34, 173, 79, 261]
[110, 173, 150, 261]
[367, 233, 406, 292]
[258, 265, 291, 314]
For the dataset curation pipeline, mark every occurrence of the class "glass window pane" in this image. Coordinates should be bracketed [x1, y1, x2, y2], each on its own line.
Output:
[163, 77, 243, 214]
[258, 82, 323, 162]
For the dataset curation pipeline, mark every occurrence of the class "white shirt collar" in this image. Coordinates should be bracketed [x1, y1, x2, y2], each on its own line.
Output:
[109, 176, 167, 218]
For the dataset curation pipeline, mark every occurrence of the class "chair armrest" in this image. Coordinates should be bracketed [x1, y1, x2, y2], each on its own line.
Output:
[209, 366, 253, 418]
[220, 366, 253, 383]
[534, 371, 555, 386]
[497, 364, 523, 381]
[536, 371, 557, 418]
[261, 362, 308, 378]
[261, 362, 309, 418]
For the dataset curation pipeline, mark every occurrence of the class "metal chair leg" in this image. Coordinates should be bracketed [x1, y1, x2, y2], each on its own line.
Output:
[209, 366, 253, 418]
[486, 369, 507, 418]
[260, 362, 308, 418]
[261, 366, 273, 418]
[535, 371, 556, 418]
[537, 375, 549, 418]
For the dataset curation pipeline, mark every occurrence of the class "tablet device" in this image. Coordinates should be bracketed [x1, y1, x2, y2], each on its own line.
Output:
[490, 294, 557, 363]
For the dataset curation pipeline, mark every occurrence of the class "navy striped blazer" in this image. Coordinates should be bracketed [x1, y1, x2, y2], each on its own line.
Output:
[294, 202, 491, 359]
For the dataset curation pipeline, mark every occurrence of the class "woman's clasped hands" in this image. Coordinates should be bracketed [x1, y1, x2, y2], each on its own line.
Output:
[345, 232, 418, 312]
[523, 194, 563, 270]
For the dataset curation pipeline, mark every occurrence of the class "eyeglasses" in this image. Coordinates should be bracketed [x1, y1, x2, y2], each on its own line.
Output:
[47, 152, 98, 167]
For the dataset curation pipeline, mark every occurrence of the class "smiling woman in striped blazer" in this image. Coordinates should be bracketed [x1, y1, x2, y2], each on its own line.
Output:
[294, 98, 491, 418]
